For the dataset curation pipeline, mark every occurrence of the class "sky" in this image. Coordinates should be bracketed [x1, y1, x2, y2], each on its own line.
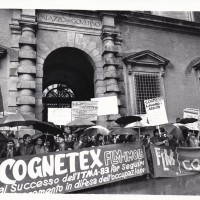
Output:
[1, 0, 200, 11]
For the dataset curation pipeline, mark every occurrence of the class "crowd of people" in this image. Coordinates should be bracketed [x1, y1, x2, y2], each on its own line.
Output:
[0, 131, 138, 158]
[0, 123, 200, 160]
[1, 123, 200, 181]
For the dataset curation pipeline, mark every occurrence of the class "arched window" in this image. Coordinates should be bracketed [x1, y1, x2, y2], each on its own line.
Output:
[43, 84, 75, 108]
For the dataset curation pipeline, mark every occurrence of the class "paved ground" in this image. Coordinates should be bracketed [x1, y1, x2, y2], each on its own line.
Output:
[72, 173, 200, 195]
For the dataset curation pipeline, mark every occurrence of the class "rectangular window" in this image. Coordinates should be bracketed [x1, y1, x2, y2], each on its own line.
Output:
[134, 73, 161, 114]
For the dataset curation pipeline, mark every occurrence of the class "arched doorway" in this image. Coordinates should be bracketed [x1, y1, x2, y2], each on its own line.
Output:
[42, 47, 94, 121]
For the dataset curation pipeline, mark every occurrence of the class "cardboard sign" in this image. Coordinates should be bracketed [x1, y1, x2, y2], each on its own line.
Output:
[48, 108, 71, 125]
[71, 101, 98, 121]
[150, 144, 200, 177]
[183, 108, 199, 119]
[91, 96, 118, 116]
[0, 143, 148, 193]
[144, 97, 168, 126]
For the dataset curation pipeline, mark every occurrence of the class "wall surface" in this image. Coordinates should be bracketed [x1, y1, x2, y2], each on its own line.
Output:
[119, 21, 200, 122]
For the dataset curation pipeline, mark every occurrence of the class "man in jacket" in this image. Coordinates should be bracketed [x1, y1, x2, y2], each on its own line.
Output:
[0, 140, 20, 158]
[19, 134, 35, 155]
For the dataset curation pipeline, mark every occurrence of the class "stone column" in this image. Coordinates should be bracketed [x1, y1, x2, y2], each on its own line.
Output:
[9, 9, 22, 114]
[17, 10, 37, 117]
[101, 13, 121, 128]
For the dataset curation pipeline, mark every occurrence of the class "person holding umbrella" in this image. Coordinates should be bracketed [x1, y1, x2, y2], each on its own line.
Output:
[151, 129, 167, 146]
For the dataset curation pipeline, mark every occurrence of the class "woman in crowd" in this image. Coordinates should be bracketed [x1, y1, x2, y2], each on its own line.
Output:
[65, 134, 74, 150]
[96, 133, 104, 146]
[34, 137, 46, 154]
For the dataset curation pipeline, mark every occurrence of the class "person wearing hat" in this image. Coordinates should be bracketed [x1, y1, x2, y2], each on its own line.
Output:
[0, 139, 20, 158]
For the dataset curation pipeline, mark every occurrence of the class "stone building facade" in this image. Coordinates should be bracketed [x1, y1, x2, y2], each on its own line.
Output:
[1, 9, 200, 128]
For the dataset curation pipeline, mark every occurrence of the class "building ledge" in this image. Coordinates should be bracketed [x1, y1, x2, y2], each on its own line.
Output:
[116, 11, 200, 35]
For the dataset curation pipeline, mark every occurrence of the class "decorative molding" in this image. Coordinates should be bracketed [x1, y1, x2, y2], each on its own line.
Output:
[116, 11, 200, 36]
[122, 50, 169, 67]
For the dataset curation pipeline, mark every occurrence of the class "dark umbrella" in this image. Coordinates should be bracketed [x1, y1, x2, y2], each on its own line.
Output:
[179, 118, 198, 124]
[0, 114, 39, 127]
[161, 124, 184, 141]
[109, 128, 138, 136]
[0, 132, 10, 142]
[31, 121, 63, 135]
[115, 116, 142, 125]
[173, 123, 189, 139]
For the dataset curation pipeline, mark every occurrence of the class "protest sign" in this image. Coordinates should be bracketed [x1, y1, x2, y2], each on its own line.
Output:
[144, 97, 168, 126]
[150, 144, 200, 177]
[0, 143, 148, 193]
[183, 108, 199, 119]
[48, 108, 71, 125]
[91, 96, 118, 116]
[71, 101, 98, 121]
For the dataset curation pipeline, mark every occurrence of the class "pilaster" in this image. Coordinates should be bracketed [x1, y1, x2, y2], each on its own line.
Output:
[100, 12, 123, 128]
[17, 9, 37, 116]
[8, 9, 21, 113]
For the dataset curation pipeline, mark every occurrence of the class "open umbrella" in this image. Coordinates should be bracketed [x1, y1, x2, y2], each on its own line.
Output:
[31, 121, 63, 135]
[179, 118, 198, 124]
[66, 119, 95, 127]
[173, 123, 189, 139]
[73, 128, 86, 134]
[109, 128, 138, 136]
[0, 114, 39, 127]
[115, 115, 142, 125]
[125, 121, 154, 141]
[125, 121, 153, 128]
[183, 121, 199, 131]
[161, 124, 184, 141]
[0, 132, 10, 142]
[84, 125, 109, 136]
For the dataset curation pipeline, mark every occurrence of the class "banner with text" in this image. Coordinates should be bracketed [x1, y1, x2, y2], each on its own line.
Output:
[144, 97, 168, 126]
[150, 144, 200, 177]
[71, 101, 98, 121]
[0, 143, 148, 194]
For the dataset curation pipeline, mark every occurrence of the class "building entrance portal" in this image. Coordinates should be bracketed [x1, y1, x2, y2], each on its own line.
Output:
[42, 47, 94, 121]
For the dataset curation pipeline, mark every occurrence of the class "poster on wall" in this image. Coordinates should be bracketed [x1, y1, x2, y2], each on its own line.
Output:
[71, 101, 98, 121]
[91, 96, 118, 116]
[48, 108, 71, 125]
[0, 143, 148, 194]
[144, 97, 168, 126]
